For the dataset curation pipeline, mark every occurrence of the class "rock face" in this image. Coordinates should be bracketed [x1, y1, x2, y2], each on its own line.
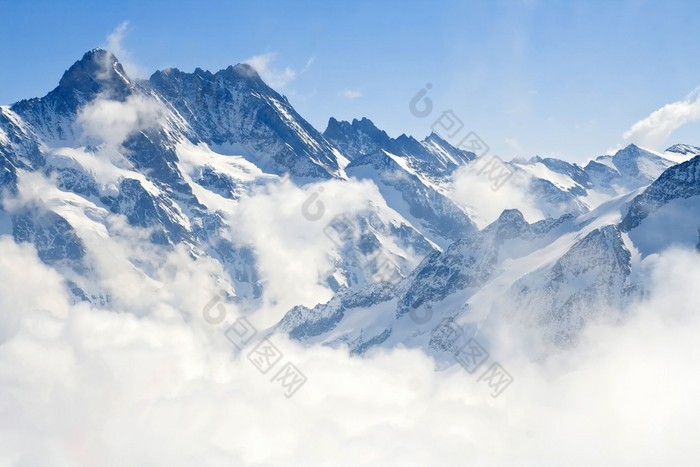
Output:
[620, 155, 700, 231]
[12, 210, 86, 264]
[149, 64, 344, 179]
[0, 106, 44, 193]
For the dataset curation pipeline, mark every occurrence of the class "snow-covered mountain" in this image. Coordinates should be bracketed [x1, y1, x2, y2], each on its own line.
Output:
[150, 64, 348, 179]
[324, 117, 477, 247]
[1, 48, 697, 359]
[508, 144, 689, 215]
[620, 153, 700, 254]
[0, 49, 444, 310]
[324, 117, 474, 176]
[275, 151, 700, 356]
[584, 144, 679, 193]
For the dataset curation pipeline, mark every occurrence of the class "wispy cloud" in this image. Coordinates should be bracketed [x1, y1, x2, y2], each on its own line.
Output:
[338, 88, 362, 100]
[102, 21, 145, 78]
[243, 52, 314, 89]
[300, 57, 315, 74]
[623, 87, 700, 149]
[105, 21, 129, 57]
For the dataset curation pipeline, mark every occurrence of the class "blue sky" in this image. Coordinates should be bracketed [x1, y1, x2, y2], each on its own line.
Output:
[2, 0, 700, 162]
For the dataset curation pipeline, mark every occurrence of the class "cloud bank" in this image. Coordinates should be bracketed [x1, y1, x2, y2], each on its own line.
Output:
[0, 235, 698, 466]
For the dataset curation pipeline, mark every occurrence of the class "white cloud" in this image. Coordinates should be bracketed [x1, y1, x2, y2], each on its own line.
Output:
[623, 87, 700, 149]
[338, 89, 362, 100]
[105, 21, 129, 59]
[243, 53, 313, 89]
[0, 238, 71, 342]
[300, 57, 315, 74]
[449, 158, 544, 228]
[224, 177, 395, 326]
[77, 94, 165, 150]
[102, 21, 146, 78]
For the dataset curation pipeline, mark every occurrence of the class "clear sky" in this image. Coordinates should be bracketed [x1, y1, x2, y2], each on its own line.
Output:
[2, 0, 700, 162]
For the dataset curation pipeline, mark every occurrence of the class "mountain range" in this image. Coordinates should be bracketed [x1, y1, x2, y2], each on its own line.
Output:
[1, 48, 698, 362]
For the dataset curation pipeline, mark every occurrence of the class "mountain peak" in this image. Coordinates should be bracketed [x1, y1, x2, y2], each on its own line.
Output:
[57, 48, 131, 98]
[613, 143, 663, 159]
[207, 63, 269, 91]
[487, 208, 527, 232]
[615, 143, 643, 155]
[664, 143, 700, 156]
[323, 116, 395, 161]
[497, 208, 526, 222]
[324, 116, 347, 136]
[354, 116, 373, 124]
[424, 131, 449, 145]
[594, 144, 657, 166]
[325, 117, 394, 143]
[354, 118, 393, 141]
[231, 62, 260, 78]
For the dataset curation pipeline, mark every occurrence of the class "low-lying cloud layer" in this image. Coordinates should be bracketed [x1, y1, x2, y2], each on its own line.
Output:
[1, 215, 698, 467]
